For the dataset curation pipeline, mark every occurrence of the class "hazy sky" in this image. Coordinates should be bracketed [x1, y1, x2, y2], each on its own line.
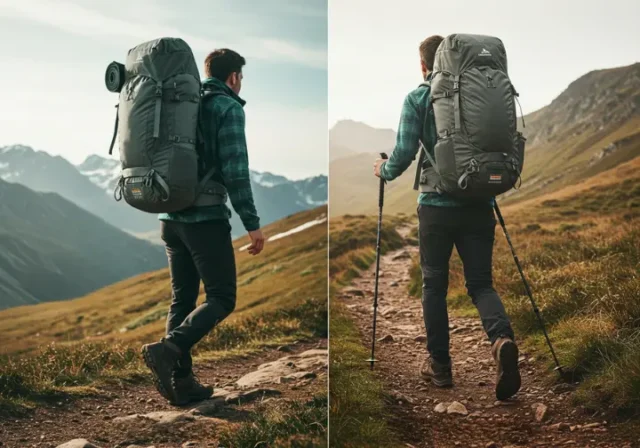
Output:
[0, 0, 327, 180]
[329, 0, 639, 130]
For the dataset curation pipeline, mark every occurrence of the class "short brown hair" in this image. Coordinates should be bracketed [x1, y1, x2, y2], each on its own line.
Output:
[204, 48, 246, 82]
[419, 35, 444, 71]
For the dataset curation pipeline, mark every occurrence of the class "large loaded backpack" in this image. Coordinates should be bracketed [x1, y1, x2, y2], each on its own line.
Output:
[104, 37, 227, 213]
[415, 34, 526, 199]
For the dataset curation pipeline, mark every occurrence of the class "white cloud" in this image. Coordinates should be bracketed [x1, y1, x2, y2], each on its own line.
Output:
[0, 56, 327, 178]
[0, 0, 327, 69]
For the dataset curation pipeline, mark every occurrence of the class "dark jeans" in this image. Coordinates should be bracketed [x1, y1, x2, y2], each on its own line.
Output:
[418, 204, 514, 364]
[161, 219, 237, 376]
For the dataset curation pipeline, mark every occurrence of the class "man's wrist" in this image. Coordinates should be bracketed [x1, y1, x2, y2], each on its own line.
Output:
[379, 160, 389, 180]
[244, 219, 260, 232]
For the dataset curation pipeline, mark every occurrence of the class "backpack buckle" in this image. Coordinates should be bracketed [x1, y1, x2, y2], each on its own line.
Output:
[453, 81, 460, 91]
[465, 159, 479, 174]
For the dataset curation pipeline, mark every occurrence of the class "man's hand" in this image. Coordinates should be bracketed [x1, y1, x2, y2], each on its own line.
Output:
[373, 158, 386, 178]
[247, 229, 265, 255]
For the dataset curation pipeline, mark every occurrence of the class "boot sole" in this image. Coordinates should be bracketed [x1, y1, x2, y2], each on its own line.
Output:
[177, 390, 214, 405]
[496, 340, 521, 401]
[430, 376, 454, 388]
[142, 345, 177, 403]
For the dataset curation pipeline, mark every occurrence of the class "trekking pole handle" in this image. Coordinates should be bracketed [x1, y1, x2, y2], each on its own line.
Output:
[379, 152, 388, 208]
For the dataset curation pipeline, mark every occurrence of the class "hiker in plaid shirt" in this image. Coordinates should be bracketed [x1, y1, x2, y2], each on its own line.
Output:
[373, 36, 520, 401]
[146, 49, 264, 406]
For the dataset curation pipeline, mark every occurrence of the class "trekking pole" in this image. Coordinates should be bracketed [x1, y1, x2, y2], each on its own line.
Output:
[367, 152, 388, 370]
[493, 202, 565, 378]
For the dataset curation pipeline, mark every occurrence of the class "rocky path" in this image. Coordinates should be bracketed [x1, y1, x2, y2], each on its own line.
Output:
[338, 227, 638, 448]
[0, 341, 327, 448]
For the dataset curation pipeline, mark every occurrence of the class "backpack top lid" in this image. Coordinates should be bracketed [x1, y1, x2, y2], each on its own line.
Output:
[434, 34, 508, 75]
[125, 37, 200, 83]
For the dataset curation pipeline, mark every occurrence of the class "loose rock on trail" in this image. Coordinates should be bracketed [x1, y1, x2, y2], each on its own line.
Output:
[0, 343, 327, 448]
[339, 225, 638, 448]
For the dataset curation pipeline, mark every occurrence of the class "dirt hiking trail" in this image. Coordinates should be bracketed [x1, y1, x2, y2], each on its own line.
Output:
[338, 226, 638, 448]
[0, 340, 327, 448]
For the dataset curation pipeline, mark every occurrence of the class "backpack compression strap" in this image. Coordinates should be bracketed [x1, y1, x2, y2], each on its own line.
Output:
[108, 104, 119, 155]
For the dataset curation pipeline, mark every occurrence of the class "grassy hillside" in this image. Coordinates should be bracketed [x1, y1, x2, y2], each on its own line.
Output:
[0, 205, 327, 429]
[329, 63, 640, 217]
[0, 206, 327, 356]
[0, 179, 166, 310]
[328, 152, 417, 217]
[329, 158, 639, 440]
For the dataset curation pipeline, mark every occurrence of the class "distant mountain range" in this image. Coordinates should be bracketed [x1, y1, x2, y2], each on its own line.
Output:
[0, 178, 166, 310]
[329, 63, 640, 216]
[0, 148, 327, 238]
[329, 119, 396, 161]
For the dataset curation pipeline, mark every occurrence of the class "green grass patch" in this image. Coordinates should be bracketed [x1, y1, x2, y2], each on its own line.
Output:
[218, 396, 327, 447]
[122, 307, 168, 331]
[329, 301, 400, 447]
[0, 298, 327, 417]
[328, 214, 408, 447]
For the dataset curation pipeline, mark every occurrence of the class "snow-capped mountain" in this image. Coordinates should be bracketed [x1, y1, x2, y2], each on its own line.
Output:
[250, 171, 290, 187]
[0, 147, 327, 238]
[0, 145, 158, 233]
[77, 155, 328, 208]
[76, 155, 121, 193]
[76, 155, 328, 234]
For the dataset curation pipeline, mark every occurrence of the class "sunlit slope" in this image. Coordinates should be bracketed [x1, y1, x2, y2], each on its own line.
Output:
[329, 63, 640, 216]
[0, 206, 328, 355]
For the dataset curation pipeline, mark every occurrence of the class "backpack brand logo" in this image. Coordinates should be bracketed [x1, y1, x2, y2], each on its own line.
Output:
[478, 48, 492, 57]
[489, 174, 503, 184]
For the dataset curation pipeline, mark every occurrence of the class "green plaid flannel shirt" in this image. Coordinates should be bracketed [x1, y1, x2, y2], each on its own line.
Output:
[159, 78, 260, 231]
[380, 75, 469, 207]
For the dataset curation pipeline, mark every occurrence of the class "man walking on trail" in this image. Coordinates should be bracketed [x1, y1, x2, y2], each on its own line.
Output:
[142, 49, 265, 406]
[373, 35, 521, 400]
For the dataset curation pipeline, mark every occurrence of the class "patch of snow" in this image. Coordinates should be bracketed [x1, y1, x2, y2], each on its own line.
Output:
[239, 215, 327, 251]
[305, 195, 326, 206]
[79, 164, 121, 192]
[1, 171, 21, 181]
[250, 171, 289, 188]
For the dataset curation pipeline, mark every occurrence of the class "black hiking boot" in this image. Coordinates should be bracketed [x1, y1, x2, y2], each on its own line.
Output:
[492, 336, 521, 401]
[419, 357, 453, 387]
[141, 338, 181, 403]
[173, 372, 214, 405]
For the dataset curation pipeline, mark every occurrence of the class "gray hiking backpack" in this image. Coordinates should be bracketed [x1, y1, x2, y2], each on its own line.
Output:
[105, 37, 227, 213]
[416, 34, 526, 199]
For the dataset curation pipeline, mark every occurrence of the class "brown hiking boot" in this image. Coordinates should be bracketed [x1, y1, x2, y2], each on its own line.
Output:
[173, 372, 214, 405]
[141, 338, 181, 403]
[419, 357, 453, 387]
[492, 337, 521, 400]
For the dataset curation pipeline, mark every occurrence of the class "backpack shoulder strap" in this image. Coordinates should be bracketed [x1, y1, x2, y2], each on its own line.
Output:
[413, 81, 438, 190]
[193, 88, 229, 206]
